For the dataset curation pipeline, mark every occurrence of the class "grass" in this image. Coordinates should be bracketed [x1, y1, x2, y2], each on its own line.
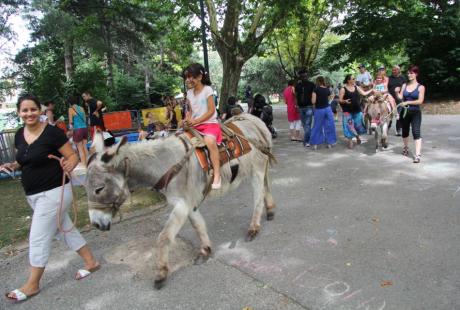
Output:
[0, 178, 163, 249]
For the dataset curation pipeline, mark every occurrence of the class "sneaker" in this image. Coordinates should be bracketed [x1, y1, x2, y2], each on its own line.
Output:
[312, 145, 318, 150]
[396, 130, 401, 136]
[305, 143, 310, 147]
[413, 154, 421, 163]
[327, 144, 333, 149]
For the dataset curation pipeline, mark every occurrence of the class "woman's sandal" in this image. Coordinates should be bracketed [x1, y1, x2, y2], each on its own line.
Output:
[75, 264, 101, 280]
[402, 146, 409, 156]
[5, 289, 40, 302]
[413, 154, 421, 163]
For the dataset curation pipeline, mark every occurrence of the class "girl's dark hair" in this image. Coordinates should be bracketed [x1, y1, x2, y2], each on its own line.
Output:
[67, 96, 80, 106]
[316, 76, 326, 86]
[343, 74, 353, 84]
[408, 64, 419, 75]
[183, 63, 212, 86]
[17, 94, 41, 111]
[288, 80, 295, 86]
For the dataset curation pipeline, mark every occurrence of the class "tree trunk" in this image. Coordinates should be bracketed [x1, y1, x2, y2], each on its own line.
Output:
[218, 52, 244, 113]
[103, 22, 115, 95]
[144, 65, 150, 103]
[63, 37, 74, 81]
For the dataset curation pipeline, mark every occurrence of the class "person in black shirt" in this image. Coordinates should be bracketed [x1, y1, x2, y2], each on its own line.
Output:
[245, 85, 254, 114]
[310, 76, 337, 149]
[82, 91, 105, 140]
[388, 65, 407, 136]
[2, 95, 99, 302]
[295, 70, 315, 147]
[339, 74, 373, 149]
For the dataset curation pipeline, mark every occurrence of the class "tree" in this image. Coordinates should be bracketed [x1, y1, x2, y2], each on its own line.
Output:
[324, 0, 460, 96]
[0, 0, 26, 53]
[240, 56, 287, 96]
[185, 0, 297, 110]
[272, 0, 345, 78]
[29, 1, 81, 82]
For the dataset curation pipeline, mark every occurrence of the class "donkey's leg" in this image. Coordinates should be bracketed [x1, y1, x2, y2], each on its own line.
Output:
[155, 200, 190, 289]
[246, 167, 265, 242]
[263, 160, 276, 221]
[382, 122, 389, 148]
[375, 128, 379, 151]
[189, 209, 212, 264]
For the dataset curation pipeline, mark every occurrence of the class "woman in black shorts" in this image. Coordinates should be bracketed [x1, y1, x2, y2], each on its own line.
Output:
[395, 65, 425, 163]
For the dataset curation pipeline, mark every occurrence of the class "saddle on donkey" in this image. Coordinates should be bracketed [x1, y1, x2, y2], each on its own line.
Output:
[182, 122, 252, 172]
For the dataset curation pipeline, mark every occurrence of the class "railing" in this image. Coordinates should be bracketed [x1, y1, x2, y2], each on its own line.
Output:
[0, 129, 17, 164]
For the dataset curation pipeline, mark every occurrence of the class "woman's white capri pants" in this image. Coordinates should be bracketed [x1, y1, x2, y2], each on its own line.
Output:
[26, 183, 86, 267]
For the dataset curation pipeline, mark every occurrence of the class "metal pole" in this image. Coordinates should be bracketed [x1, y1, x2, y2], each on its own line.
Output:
[199, 0, 209, 73]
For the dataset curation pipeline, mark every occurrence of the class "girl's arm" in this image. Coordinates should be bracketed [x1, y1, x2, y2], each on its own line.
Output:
[357, 86, 372, 96]
[190, 95, 216, 125]
[46, 110, 55, 125]
[58, 142, 79, 173]
[402, 85, 425, 106]
[68, 107, 75, 129]
[311, 92, 317, 105]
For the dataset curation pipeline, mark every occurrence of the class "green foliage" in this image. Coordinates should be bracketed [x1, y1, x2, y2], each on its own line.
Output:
[324, 0, 460, 96]
[14, 40, 66, 103]
[11, 0, 195, 112]
[240, 56, 287, 96]
[270, 0, 347, 77]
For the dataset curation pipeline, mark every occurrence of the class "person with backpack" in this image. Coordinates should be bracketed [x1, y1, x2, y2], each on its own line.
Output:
[295, 70, 315, 147]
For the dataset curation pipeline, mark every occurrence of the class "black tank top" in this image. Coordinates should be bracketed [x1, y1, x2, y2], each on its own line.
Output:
[342, 86, 361, 113]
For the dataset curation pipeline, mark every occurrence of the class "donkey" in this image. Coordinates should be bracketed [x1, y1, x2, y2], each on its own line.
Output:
[85, 113, 276, 289]
[364, 93, 394, 150]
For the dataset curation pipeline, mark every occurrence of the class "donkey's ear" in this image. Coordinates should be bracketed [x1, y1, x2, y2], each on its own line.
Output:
[101, 136, 128, 163]
[90, 130, 105, 154]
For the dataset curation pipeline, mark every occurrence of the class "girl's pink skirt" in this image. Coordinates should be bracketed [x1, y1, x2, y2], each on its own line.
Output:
[194, 123, 223, 144]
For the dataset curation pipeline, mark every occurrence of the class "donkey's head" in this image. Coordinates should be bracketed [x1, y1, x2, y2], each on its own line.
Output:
[86, 132, 130, 231]
[366, 94, 389, 130]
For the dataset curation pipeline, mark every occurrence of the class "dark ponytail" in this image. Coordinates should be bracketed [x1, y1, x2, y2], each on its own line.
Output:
[183, 63, 212, 86]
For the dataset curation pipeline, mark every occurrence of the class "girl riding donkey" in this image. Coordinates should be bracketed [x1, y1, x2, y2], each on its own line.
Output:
[183, 63, 222, 189]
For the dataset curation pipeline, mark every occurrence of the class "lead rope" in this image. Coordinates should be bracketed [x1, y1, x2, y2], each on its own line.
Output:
[48, 154, 78, 234]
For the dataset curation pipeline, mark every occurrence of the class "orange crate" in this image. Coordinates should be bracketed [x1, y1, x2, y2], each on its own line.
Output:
[103, 111, 133, 131]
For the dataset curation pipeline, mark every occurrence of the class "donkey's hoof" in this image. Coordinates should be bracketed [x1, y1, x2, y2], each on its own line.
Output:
[194, 246, 212, 265]
[154, 277, 167, 290]
[266, 212, 275, 221]
[245, 230, 259, 242]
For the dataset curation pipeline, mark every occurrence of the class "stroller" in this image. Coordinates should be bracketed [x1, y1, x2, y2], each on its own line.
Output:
[251, 94, 277, 138]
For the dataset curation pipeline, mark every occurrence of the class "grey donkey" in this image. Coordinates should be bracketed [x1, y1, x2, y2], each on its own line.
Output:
[85, 113, 276, 289]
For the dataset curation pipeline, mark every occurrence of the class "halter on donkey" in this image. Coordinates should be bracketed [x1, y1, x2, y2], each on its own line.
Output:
[84, 113, 276, 289]
[365, 93, 395, 150]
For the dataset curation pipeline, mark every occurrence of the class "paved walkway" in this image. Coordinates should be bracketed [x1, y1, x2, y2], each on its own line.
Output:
[1, 110, 459, 309]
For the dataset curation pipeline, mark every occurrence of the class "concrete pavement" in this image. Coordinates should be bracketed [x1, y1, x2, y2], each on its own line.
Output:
[1, 110, 459, 310]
